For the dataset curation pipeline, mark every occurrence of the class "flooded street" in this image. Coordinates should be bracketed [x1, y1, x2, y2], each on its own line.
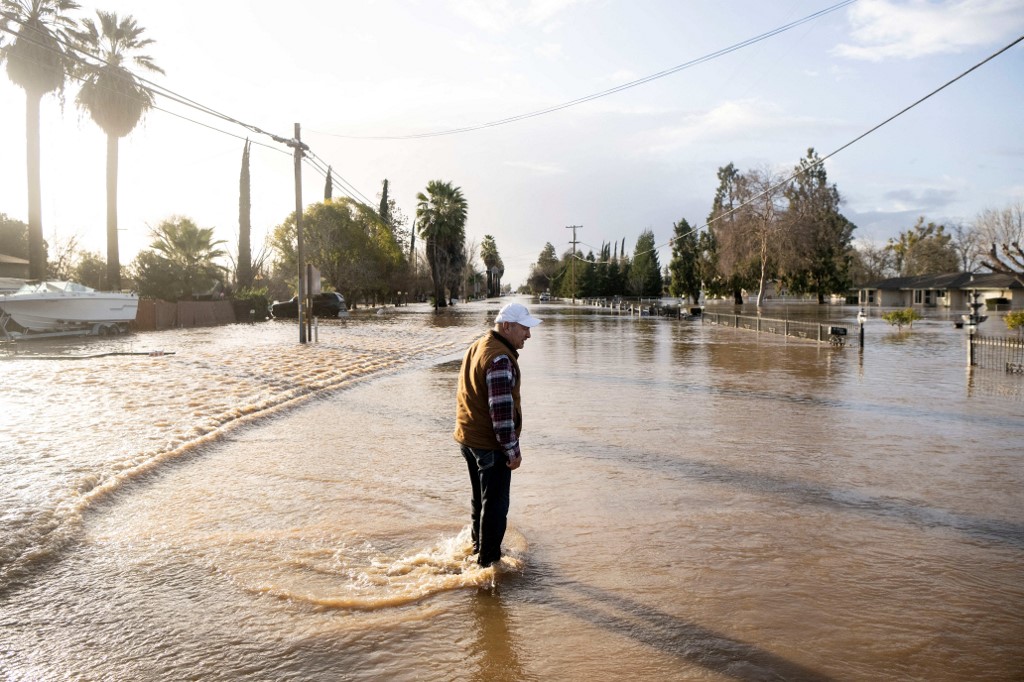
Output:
[1, 300, 1022, 681]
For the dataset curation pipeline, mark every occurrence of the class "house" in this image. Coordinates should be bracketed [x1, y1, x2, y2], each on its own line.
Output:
[0, 252, 29, 293]
[858, 272, 1023, 310]
[0, 252, 30, 279]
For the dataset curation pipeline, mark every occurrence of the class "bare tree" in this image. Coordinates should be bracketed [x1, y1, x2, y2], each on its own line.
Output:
[46, 231, 81, 280]
[977, 201, 1024, 285]
[736, 168, 786, 307]
[462, 237, 480, 301]
[949, 220, 981, 272]
[850, 242, 896, 284]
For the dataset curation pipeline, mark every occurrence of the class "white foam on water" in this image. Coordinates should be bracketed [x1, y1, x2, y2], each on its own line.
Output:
[241, 527, 528, 611]
[0, 314, 482, 589]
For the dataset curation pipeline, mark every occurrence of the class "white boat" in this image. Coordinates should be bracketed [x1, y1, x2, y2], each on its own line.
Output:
[0, 280, 138, 335]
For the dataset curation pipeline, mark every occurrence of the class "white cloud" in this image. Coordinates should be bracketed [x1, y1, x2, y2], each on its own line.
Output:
[834, 0, 1024, 61]
[828, 63, 858, 81]
[649, 99, 787, 149]
[534, 42, 564, 58]
[523, 0, 592, 24]
[881, 186, 960, 211]
[502, 160, 568, 175]
[446, 0, 594, 31]
[452, 34, 519, 64]
[603, 68, 638, 83]
[445, 0, 514, 32]
[633, 98, 848, 165]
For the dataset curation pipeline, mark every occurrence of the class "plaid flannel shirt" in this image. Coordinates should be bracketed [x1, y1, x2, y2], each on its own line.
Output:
[485, 354, 520, 459]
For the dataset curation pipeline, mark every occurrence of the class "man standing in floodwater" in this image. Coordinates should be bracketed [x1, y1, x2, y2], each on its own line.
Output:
[454, 302, 542, 567]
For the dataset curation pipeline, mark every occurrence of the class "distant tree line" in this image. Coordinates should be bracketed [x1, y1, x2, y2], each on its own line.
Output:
[526, 148, 854, 304]
[525, 231, 664, 300]
[689, 149, 857, 305]
[852, 202, 1024, 287]
[524, 147, 1023, 303]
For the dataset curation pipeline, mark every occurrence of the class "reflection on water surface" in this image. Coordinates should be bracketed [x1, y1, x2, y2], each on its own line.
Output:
[1, 301, 1021, 680]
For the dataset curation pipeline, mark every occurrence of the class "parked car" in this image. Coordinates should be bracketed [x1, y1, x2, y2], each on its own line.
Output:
[270, 292, 346, 318]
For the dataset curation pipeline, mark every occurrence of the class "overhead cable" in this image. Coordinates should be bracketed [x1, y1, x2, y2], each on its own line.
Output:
[2, 16, 377, 207]
[622, 32, 1024, 263]
[310, 0, 856, 141]
[0, 16, 292, 148]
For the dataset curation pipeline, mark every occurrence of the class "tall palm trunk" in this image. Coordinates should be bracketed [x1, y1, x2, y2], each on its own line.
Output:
[25, 90, 46, 280]
[72, 10, 164, 292]
[105, 134, 120, 290]
[427, 238, 446, 309]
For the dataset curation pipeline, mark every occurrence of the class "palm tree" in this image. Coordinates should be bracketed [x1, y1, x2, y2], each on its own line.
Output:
[480, 234, 504, 298]
[146, 216, 226, 300]
[72, 10, 163, 291]
[1, 0, 80, 280]
[415, 180, 467, 308]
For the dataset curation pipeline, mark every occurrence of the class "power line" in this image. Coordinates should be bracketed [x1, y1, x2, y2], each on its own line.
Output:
[0, 15, 292, 148]
[626, 33, 1024, 262]
[1, 15, 379, 210]
[0, 29, 287, 156]
[309, 0, 856, 141]
[305, 151, 378, 208]
[301, 155, 389, 225]
[566, 28, 1023, 268]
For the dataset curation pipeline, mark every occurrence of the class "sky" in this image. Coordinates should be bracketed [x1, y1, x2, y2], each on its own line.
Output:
[1, 0, 1022, 289]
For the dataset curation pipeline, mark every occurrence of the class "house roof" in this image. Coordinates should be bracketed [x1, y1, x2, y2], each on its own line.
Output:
[863, 271, 1022, 290]
[0, 252, 30, 265]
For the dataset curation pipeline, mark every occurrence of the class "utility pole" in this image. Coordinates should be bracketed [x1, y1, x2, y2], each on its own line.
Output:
[293, 124, 307, 343]
[274, 124, 311, 343]
[566, 224, 581, 304]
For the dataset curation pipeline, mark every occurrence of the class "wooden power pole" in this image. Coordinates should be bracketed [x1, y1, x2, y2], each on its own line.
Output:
[566, 225, 581, 303]
[272, 123, 311, 342]
[293, 124, 307, 343]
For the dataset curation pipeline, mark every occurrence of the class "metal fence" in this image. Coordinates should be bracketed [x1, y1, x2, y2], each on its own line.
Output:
[971, 334, 1024, 373]
[702, 312, 848, 345]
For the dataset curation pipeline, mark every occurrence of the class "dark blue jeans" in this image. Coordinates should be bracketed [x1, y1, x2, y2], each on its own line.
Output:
[460, 445, 511, 567]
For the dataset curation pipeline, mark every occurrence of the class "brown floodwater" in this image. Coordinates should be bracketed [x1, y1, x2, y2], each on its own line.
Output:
[1, 300, 1021, 681]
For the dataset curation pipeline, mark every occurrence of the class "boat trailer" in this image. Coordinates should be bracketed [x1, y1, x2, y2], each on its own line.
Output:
[0, 312, 131, 343]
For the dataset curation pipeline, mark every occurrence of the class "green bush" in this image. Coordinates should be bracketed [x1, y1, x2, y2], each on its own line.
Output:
[232, 286, 270, 321]
[881, 308, 922, 330]
[1005, 310, 1024, 334]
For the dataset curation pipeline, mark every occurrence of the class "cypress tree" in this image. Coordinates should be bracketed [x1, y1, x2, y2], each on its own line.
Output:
[237, 139, 252, 288]
[379, 178, 390, 225]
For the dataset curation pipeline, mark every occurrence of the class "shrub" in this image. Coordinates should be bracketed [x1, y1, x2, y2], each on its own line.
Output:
[1005, 310, 1024, 335]
[881, 308, 922, 330]
[232, 286, 270, 321]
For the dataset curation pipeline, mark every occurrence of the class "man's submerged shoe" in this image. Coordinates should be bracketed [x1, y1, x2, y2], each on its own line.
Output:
[477, 554, 501, 568]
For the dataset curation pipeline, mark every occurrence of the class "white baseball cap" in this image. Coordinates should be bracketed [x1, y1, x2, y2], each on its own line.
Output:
[495, 303, 542, 327]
